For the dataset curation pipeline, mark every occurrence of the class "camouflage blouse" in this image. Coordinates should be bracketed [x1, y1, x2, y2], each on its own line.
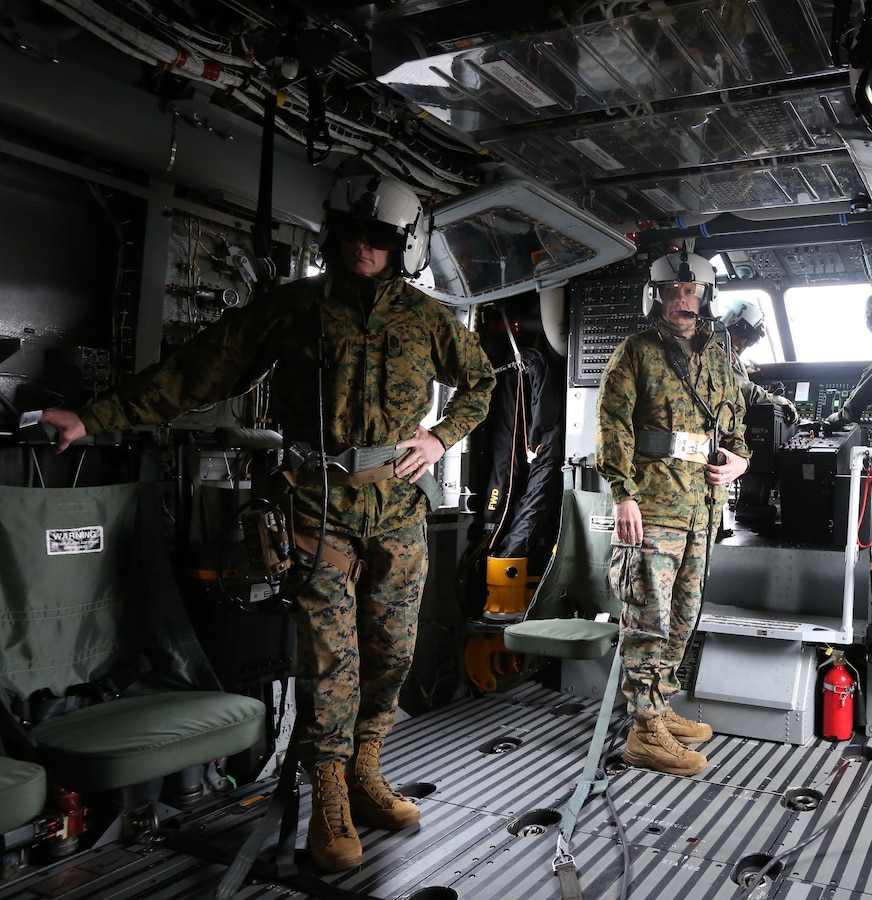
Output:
[80, 271, 495, 537]
[595, 324, 750, 529]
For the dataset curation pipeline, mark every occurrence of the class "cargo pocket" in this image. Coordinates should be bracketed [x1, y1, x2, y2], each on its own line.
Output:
[609, 544, 644, 607]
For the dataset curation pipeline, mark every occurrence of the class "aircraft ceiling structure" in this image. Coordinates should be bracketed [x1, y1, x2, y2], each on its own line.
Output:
[380, 0, 871, 223]
[4, 0, 872, 297]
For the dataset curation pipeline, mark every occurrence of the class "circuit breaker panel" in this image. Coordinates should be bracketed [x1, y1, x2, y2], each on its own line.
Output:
[565, 275, 647, 462]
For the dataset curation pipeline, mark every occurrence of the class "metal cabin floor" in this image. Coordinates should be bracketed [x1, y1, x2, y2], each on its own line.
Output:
[3, 682, 871, 900]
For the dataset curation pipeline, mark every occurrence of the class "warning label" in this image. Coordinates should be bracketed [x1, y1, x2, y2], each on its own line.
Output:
[589, 515, 615, 532]
[478, 59, 557, 109]
[46, 526, 104, 555]
[567, 137, 623, 172]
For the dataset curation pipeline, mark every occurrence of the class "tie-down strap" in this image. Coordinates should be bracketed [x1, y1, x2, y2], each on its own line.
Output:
[293, 530, 366, 600]
[553, 647, 624, 900]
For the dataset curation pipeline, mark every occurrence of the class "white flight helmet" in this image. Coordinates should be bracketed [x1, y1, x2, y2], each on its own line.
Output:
[642, 249, 719, 318]
[323, 174, 429, 277]
[720, 297, 765, 347]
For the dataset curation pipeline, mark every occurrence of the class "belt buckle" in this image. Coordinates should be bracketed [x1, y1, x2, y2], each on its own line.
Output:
[326, 447, 355, 473]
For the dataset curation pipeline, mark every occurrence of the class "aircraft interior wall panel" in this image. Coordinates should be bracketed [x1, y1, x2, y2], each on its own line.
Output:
[0, 41, 334, 234]
[0, 154, 123, 413]
[565, 277, 647, 464]
[567, 279, 647, 389]
[0, 152, 147, 487]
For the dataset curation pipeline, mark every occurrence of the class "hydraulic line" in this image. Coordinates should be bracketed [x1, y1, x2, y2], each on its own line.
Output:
[40, 0, 479, 201]
[125, 0, 260, 68]
[40, 0, 245, 87]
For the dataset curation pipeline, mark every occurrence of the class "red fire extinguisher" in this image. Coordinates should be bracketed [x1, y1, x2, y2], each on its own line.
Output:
[822, 650, 855, 741]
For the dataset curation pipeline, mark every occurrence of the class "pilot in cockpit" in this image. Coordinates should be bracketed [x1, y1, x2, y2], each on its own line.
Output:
[719, 298, 798, 424]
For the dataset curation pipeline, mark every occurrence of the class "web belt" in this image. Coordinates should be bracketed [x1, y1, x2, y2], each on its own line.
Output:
[636, 430, 712, 465]
[285, 441, 400, 474]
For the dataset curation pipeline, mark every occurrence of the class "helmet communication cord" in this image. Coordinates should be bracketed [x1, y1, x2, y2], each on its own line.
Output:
[662, 329, 739, 671]
[288, 296, 332, 602]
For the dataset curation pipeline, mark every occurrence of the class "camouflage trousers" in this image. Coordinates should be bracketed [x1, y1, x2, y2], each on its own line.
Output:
[291, 519, 427, 768]
[609, 525, 712, 718]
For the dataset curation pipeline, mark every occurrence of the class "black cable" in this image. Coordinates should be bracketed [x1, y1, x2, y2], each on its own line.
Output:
[254, 89, 276, 261]
[305, 71, 332, 165]
[604, 786, 632, 900]
[831, 0, 855, 67]
[740, 756, 872, 897]
[247, 293, 334, 612]
[286, 298, 331, 602]
[662, 319, 739, 689]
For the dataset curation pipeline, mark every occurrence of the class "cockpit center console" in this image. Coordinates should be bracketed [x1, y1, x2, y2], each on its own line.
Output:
[735, 360, 872, 548]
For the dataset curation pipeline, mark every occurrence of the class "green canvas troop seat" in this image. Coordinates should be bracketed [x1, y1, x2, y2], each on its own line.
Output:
[0, 756, 46, 834]
[504, 487, 620, 660]
[505, 618, 617, 659]
[0, 483, 265, 795]
[504, 485, 626, 891]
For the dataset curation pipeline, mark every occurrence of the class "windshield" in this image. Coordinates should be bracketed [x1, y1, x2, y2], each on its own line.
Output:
[717, 283, 871, 366]
[784, 284, 871, 363]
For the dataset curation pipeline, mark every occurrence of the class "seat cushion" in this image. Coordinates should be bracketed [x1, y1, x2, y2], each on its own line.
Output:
[30, 692, 265, 792]
[503, 619, 618, 659]
[0, 757, 47, 833]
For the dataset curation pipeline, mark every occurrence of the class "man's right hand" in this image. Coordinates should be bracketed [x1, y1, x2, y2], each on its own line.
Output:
[39, 408, 87, 453]
[614, 498, 643, 546]
[824, 409, 851, 434]
[775, 395, 798, 425]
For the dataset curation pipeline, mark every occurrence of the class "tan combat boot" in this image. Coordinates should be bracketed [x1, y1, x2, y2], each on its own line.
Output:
[623, 716, 707, 775]
[663, 705, 713, 744]
[347, 739, 420, 830]
[307, 761, 364, 872]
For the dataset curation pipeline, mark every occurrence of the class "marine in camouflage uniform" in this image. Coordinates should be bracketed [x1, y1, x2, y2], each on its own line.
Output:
[45, 173, 494, 871]
[720, 299, 797, 422]
[79, 268, 494, 769]
[596, 264, 750, 776]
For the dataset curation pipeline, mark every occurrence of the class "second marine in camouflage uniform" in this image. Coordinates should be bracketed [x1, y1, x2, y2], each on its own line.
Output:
[79, 268, 495, 767]
[596, 321, 749, 724]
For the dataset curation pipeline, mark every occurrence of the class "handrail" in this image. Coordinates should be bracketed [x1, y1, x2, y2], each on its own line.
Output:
[842, 445, 871, 642]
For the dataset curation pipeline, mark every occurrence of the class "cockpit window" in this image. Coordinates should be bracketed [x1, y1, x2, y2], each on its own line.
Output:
[785, 285, 871, 363]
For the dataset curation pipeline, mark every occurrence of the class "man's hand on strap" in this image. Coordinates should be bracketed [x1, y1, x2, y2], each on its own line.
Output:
[395, 425, 446, 484]
[705, 448, 750, 486]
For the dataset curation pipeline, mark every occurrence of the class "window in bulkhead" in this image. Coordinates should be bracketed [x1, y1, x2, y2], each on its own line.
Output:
[784, 284, 872, 363]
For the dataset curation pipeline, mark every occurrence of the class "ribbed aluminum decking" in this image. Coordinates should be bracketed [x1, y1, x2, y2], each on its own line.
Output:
[2, 682, 869, 899]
